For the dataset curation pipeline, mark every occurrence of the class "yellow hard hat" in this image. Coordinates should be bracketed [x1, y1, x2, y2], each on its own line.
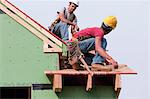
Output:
[103, 16, 117, 29]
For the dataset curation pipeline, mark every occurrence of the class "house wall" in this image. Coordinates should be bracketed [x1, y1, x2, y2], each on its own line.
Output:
[0, 13, 59, 86]
[0, 12, 116, 99]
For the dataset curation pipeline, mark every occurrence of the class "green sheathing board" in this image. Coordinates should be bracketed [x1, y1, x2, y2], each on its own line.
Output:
[32, 90, 59, 99]
[58, 86, 116, 99]
[31, 86, 116, 99]
[0, 13, 59, 86]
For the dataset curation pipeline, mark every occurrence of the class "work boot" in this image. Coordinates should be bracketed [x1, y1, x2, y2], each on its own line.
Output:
[91, 64, 113, 71]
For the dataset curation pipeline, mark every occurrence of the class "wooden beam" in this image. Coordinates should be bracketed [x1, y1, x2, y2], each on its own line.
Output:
[1, 0, 64, 47]
[44, 66, 137, 75]
[0, 0, 5, 2]
[0, 3, 62, 52]
[43, 42, 62, 53]
[115, 74, 121, 99]
[45, 66, 136, 92]
[53, 74, 62, 92]
[44, 40, 62, 53]
[86, 74, 92, 91]
[43, 48, 62, 53]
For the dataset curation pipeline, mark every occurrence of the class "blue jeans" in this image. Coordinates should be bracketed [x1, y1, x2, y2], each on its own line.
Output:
[51, 21, 69, 41]
[78, 38, 107, 65]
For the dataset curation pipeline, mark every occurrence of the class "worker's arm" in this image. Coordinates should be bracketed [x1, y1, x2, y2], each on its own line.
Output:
[95, 37, 118, 66]
[71, 17, 79, 34]
[71, 25, 79, 34]
[71, 25, 76, 34]
[59, 12, 76, 26]
[59, 12, 79, 31]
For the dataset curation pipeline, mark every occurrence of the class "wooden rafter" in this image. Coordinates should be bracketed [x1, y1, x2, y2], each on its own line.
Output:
[43, 42, 62, 53]
[0, 0, 65, 47]
[45, 67, 137, 92]
[45, 67, 137, 75]
[86, 74, 92, 91]
[115, 74, 121, 99]
[0, 3, 62, 52]
[53, 74, 62, 92]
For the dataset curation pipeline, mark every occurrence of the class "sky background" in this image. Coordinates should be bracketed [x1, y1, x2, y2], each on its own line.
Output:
[9, 0, 150, 99]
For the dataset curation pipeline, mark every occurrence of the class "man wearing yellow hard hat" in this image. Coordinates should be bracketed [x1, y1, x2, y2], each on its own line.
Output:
[70, 16, 118, 71]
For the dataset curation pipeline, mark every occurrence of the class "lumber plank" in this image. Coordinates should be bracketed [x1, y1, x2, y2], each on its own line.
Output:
[86, 74, 92, 91]
[53, 74, 62, 92]
[115, 74, 121, 99]
[44, 66, 137, 75]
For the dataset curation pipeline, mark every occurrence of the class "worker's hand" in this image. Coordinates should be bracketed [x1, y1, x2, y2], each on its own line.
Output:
[109, 59, 118, 69]
[75, 25, 80, 31]
[73, 24, 79, 31]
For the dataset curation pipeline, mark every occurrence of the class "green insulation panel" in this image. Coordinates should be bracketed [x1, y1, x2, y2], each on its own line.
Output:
[58, 86, 116, 99]
[32, 90, 58, 99]
[32, 86, 116, 99]
[0, 13, 59, 86]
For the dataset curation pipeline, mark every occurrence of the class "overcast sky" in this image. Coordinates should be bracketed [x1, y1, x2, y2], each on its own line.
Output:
[9, 0, 150, 99]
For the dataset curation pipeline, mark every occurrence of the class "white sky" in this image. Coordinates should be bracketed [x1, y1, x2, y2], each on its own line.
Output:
[9, 0, 150, 99]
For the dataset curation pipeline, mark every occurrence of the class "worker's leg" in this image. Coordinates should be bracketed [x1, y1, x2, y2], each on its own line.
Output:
[59, 22, 69, 41]
[78, 38, 95, 53]
[78, 38, 107, 63]
[79, 38, 112, 71]
[78, 38, 101, 64]
[78, 38, 95, 67]
[51, 22, 69, 41]
[51, 23, 61, 38]
[78, 38, 112, 71]
[92, 38, 107, 64]
[91, 38, 113, 71]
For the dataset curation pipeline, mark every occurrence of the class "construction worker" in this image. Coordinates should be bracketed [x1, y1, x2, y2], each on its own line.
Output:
[71, 16, 118, 71]
[49, 0, 80, 41]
